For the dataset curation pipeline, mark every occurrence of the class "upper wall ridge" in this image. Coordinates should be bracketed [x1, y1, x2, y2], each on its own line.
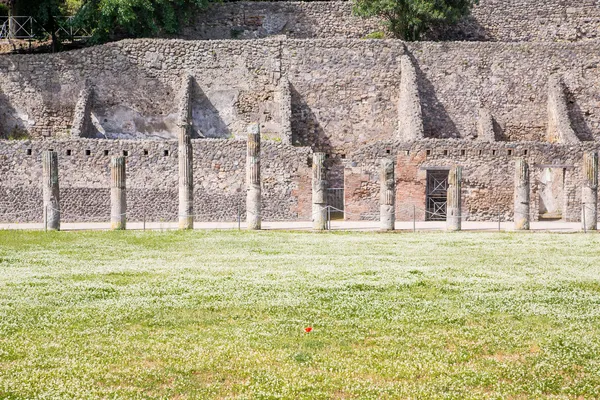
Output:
[181, 0, 600, 42]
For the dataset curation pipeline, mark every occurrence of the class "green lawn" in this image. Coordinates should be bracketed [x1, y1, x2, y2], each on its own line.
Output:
[1, 231, 600, 399]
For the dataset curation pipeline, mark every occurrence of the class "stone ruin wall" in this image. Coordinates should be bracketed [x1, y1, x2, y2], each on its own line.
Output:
[0, 139, 312, 223]
[345, 140, 597, 222]
[181, 0, 600, 42]
[2, 2, 600, 223]
[3, 39, 600, 147]
[181, 1, 382, 40]
[0, 39, 284, 140]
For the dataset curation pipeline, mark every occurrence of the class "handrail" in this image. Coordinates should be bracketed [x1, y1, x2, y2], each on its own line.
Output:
[0, 16, 90, 40]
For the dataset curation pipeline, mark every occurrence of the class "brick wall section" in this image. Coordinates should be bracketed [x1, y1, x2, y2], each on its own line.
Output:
[396, 150, 427, 221]
[344, 139, 599, 223]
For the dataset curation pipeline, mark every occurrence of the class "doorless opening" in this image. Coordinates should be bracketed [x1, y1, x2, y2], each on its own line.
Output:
[539, 167, 565, 220]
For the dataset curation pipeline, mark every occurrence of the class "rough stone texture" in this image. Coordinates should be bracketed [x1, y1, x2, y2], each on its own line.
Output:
[3, 39, 600, 148]
[279, 77, 293, 145]
[344, 139, 597, 223]
[446, 165, 462, 231]
[71, 82, 94, 138]
[181, 1, 600, 43]
[178, 76, 194, 229]
[582, 151, 598, 230]
[177, 74, 193, 132]
[397, 55, 423, 141]
[246, 123, 261, 230]
[312, 152, 327, 230]
[547, 75, 580, 144]
[110, 156, 126, 230]
[476, 107, 496, 142]
[181, 1, 382, 40]
[379, 158, 395, 231]
[405, 41, 600, 143]
[437, 0, 600, 42]
[514, 158, 531, 230]
[42, 150, 60, 230]
[0, 39, 286, 140]
[283, 39, 402, 154]
[0, 139, 311, 223]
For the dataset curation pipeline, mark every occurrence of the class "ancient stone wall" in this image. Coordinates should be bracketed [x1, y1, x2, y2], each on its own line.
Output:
[2, 36, 600, 223]
[405, 41, 600, 142]
[5, 39, 598, 149]
[439, 0, 600, 42]
[0, 39, 284, 140]
[181, 1, 382, 40]
[344, 140, 597, 222]
[181, 0, 600, 42]
[0, 139, 312, 223]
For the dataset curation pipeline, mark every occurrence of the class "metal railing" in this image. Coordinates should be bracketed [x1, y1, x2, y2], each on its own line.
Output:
[54, 16, 92, 39]
[0, 16, 34, 39]
[0, 16, 91, 40]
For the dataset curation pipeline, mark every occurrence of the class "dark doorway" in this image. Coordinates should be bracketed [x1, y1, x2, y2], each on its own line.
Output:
[426, 170, 449, 221]
[327, 188, 344, 220]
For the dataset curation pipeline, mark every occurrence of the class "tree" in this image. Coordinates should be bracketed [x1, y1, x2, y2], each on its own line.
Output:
[353, 0, 479, 40]
[75, 0, 212, 43]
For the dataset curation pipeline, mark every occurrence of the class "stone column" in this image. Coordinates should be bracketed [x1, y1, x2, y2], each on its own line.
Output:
[178, 121, 194, 230]
[582, 151, 598, 231]
[514, 158, 530, 230]
[42, 150, 60, 231]
[110, 156, 126, 230]
[380, 158, 395, 231]
[246, 123, 261, 230]
[312, 152, 328, 230]
[446, 166, 462, 231]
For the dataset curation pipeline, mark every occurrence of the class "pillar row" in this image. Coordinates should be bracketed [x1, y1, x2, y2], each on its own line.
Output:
[178, 129, 194, 230]
[178, 74, 194, 230]
[42, 150, 60, 231]
[582, 151, 598, 231]
[110, 156, 126, 230]
[380, 158, 395, 231]
[514, 158, 530, 230]
[446, 166, 462, 231]
[312, 152, 328, 231]
[246, 123, 261, 230]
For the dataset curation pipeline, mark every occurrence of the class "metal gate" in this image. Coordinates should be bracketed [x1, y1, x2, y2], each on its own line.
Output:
[327, 188, 344, 220]
[426, 170, 449, 221]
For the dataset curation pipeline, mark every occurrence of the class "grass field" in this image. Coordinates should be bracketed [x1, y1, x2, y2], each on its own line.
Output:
[1, 230, 600, 399]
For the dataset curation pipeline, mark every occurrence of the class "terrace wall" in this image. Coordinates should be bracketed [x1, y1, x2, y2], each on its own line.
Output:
[0, 139, 312, 223]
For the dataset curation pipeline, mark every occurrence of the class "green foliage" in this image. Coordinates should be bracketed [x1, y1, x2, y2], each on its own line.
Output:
[353, 0, 479, 40]
[75, 0, 213, 43]
[4, 127, 29, 140]
[63, 0, 84, 14]
[363, 30, 386, 39]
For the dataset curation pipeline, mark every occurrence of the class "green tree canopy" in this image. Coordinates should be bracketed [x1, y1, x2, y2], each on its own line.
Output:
[353, 0, 479, 40]
[75, 0, 212, 43]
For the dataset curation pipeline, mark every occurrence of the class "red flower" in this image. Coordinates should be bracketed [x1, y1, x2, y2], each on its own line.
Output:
[304, 327, 313, 333]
